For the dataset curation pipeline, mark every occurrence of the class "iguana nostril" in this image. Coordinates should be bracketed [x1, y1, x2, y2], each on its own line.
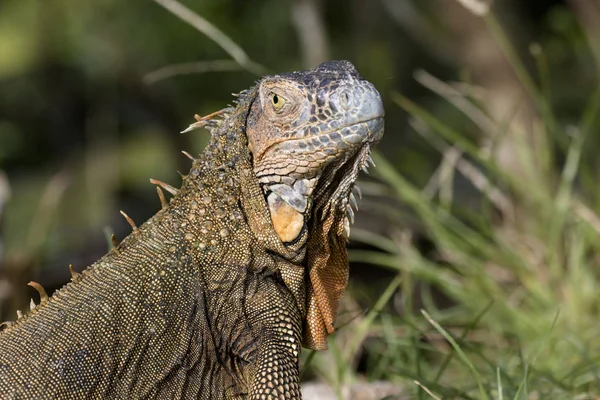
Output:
[360, 83, 384, 120]
[339, 91, 351, 110]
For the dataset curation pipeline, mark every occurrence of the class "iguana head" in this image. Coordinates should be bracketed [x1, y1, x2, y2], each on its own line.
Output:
[246, 60, 384, 241]
[245, 60, 384, 350]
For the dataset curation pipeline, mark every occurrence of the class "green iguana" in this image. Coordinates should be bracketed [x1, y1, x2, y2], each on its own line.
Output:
[0, 60, 384, 399]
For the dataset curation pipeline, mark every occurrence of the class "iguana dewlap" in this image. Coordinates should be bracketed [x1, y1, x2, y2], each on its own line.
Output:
[0, 60, 384, 399]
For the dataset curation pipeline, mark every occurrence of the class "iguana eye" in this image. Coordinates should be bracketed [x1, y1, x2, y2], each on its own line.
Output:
[271, 93, 286, 111]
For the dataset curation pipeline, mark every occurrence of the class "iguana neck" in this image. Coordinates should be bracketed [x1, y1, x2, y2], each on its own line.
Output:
[168, 87, 307, 316]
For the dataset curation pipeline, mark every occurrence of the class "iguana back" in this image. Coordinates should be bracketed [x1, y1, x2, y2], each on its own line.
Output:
[0, 60, 384, 399]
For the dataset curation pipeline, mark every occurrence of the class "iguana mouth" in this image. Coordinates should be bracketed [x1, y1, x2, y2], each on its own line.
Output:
[261, 115, 383, 202]
[253, 116, 385, 165]
[261, 116, 383, 245]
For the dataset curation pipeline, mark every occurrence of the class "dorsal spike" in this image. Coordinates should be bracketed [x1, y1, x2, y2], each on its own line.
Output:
[16, 310, 23, 319]
[346, 205, 355, 224]
[30, 298, 36, 311]
[366, 155, 376, 167]
[181, 109, 228, 133]
[353, 185, 362, 199]
[28, 281, 49, 304]
[69, 264, 81, 281]
[110, 235, 120, 255]
[181, 150, 197, 161]
[0, 321, 14, 330]
[349, 193, 358, 211]
[156, 187, 168, 210]
[120, 210, 140, 236]
[181, 121, 207, 134]
[111, 234, 119, 249]
[149, 179, 179, 196]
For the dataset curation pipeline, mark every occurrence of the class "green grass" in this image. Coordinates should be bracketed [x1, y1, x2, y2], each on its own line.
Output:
[3, 3, 599, 398]
[303, 10, 600, 399]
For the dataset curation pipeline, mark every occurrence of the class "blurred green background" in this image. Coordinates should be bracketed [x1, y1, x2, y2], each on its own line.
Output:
[2, 0, 600, 398]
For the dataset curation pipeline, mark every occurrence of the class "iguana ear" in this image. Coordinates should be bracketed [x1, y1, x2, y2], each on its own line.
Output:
[303, 212, 349, 350]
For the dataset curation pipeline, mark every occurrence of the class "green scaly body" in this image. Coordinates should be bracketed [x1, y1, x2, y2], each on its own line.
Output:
[0, 60, 384, 399]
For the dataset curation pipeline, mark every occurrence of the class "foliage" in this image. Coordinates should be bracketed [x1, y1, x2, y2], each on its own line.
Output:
[303, 5, 600, 398]
[2, 1, 600, 398]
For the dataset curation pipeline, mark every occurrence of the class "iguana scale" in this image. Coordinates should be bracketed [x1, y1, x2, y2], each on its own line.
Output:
[0, 60, 384, 399]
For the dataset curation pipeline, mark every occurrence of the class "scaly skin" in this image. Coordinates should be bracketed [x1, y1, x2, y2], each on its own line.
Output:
[0, 60, 384, 399]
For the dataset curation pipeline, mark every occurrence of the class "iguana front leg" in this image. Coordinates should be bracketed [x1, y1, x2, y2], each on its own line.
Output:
[244, 272, 302, 399]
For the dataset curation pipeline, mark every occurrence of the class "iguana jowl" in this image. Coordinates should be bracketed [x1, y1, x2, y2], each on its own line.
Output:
[0, 60, 384, 399]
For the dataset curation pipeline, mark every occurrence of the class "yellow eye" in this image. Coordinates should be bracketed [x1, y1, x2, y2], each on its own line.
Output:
[271, 93, 286, 111]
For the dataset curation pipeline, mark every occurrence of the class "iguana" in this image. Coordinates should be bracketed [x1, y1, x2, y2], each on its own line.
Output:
[0, 60, 384, 399]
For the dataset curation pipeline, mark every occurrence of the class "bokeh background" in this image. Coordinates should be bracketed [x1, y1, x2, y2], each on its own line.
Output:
[2, 0, 600, 398]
